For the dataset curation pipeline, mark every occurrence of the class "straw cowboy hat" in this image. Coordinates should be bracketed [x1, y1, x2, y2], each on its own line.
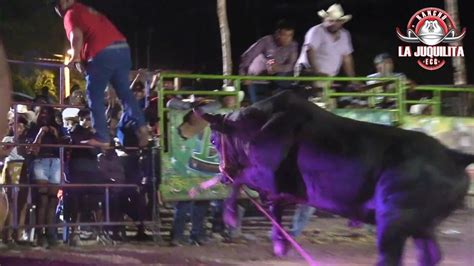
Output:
[222, 86, 245, 103]
[318, 4, 352, 23]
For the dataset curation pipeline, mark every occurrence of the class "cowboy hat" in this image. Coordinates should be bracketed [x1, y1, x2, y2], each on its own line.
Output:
[318, 4, 352, 23]
[222, 86, 245, 103]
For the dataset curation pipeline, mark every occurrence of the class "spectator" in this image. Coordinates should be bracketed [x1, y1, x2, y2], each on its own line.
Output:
[295, 4, 355, 77]
[64, 109, 100, 246]
[64, 84, 82, 104]
[239, 19, 298, 103]
[105, 86, 122, 139]
[295, 4, 356, 92]
[188, 176, 245, 242]
[27, 106, 64, 247]
[117, 114, 153, 241]
[170, 200, 209, 246]
[132, 81, 146, 109]
[366, 53, 415, 108]
[1, 116, 30, 244]
[62, 108, 80, 132]
[54, 0, 150, 148]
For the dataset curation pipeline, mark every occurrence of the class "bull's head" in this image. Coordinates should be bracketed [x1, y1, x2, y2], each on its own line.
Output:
[193, 106, 243, 185]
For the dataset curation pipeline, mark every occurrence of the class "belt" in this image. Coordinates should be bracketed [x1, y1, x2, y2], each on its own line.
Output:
[87, 41, 129, 62]
[104, 41, 129, 50]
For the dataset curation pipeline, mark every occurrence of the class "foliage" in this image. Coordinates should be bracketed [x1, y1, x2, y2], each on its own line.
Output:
[11, 69, 58, 100]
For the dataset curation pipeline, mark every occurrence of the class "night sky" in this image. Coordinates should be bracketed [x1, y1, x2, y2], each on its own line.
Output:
[1, 0, 473, 85]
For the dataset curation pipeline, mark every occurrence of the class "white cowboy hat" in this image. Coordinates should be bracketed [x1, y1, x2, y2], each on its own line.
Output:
[222, 86, 245, 103]
[13, 105, 36, 123]
[62, 107, 80, 120]
[318, 4, 352, 23]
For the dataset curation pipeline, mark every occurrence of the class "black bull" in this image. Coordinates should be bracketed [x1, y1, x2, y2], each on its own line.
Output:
[193, 90, 472, 266]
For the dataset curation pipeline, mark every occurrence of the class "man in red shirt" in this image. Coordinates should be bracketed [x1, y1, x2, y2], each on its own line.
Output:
[53, 0, 149, 148]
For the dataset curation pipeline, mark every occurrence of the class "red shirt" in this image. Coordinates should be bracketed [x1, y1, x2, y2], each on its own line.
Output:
[63, 3, 126, 61]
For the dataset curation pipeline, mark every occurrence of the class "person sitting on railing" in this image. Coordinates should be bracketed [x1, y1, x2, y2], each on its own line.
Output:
[366, 53, 415, 109]
[1, 116, 30, 244]
[26, 106, 65, 248]
[239, 19, 298, 103]
[63, 108, 101, 246]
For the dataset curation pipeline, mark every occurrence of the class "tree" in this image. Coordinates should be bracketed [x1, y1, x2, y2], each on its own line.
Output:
[445, 0, 471, 115]
[1, 1, 67, 98]
[445, 0, 466, 85]
[217, 0, 232, 83]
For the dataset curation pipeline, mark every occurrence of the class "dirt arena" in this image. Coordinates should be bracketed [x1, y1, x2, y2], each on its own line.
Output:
[0, 208, 472, 266]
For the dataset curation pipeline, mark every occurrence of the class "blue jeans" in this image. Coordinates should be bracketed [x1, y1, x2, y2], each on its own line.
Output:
[171, 201, 209, 241]
[85, 43, 146, 143]
[248, 83, 270, 104]
[291, 204, 316, 237]
[32, 158, 61, 184]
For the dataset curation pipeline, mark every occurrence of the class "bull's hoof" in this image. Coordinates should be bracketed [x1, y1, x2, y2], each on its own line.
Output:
[273, 239, 289, 257]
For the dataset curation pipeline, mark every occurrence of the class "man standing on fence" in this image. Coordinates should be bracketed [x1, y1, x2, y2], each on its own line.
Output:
[53, 0, 150, 148]
[295, 4, 356, 85]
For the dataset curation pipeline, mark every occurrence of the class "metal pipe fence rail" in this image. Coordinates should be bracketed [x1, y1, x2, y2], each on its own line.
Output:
[158, 73, 474, 125]
[4, 59, 163, 244]
[12, 101, 86, 109]
[0, 142, 144, 150]
[0, 183, 160, 241]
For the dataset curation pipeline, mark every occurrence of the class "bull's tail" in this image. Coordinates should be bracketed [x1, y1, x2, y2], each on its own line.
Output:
[449, 149, 474, 168]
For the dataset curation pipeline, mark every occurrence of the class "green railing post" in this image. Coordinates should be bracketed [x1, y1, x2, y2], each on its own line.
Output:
[323, 80, 331, 110]
[433, 90, 441, 116]
[235, 79, 242, 108]
[397, 77, 405, 123]
[158, 75, 165, 155]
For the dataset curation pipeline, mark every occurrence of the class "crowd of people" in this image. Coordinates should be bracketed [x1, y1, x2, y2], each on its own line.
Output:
[0, 81, 159, 247]
[0, 1, 436, 250]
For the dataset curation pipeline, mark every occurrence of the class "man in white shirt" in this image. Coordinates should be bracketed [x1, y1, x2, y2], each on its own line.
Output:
[295, 4, 356, 79]
[291, 4, 357, 237]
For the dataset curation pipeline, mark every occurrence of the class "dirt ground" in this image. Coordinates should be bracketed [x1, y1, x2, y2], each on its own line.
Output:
[0, 208, 472, 266]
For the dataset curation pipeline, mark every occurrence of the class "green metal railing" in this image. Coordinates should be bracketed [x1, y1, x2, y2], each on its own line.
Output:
[156, 74, 473, 201]
[407, 85, 473, 116]
[157, 74, 404, 157]
[157, 73, 473, 150]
